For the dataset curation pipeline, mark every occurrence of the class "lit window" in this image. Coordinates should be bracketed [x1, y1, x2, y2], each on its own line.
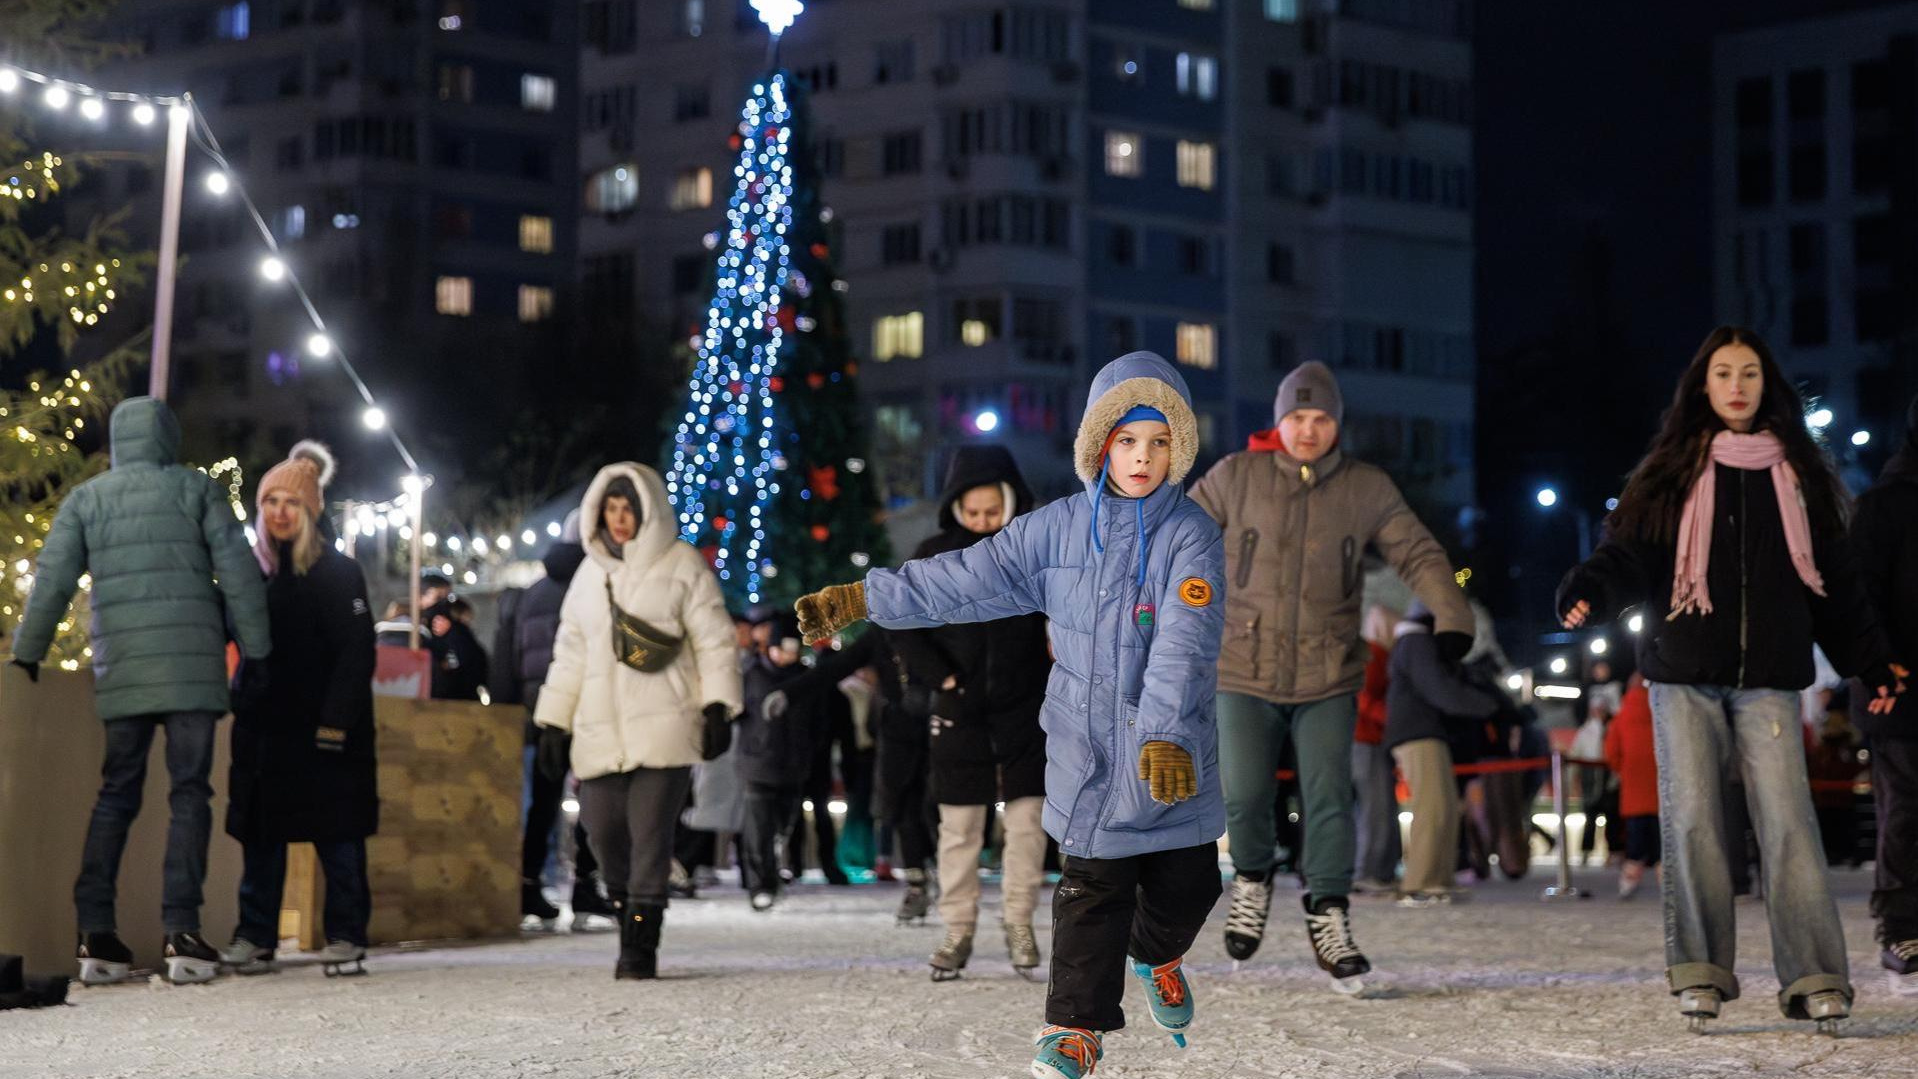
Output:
[873, 312, 924, 360]
[435, 276, 473, 316]
[519, 215, 553, 253]
[279, 205, 305, 241]
[961, 320, 990, 347]
[518, 285, 555, 322]
[1179, 0, 1215, 9]
[1176, 323, 1217, 369]
[1105, 131, 1142, 178]
[522, 74, 557, 111]
[669, 167, 714, 211]
[587, 164, 639, 214]
[1176, 53, 1218, 101]
[1265, 0, 1300, 22]
[1177, 140, 1216, 190]
[216, 2, 251, 40]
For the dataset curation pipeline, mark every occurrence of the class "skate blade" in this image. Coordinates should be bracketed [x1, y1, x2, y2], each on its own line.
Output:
[1815, 1018, 1843, 1037]
[1331, 974, 1365, 996]
[1170, 1032, 1187, 1049]
[570, 915, 616, 933]
[930, 967, 963, 982]
[323, 961, 368, 978]
[1231, 959, 1243, 974]
[1013, 965, 1042, 982]
[1888, 970, 1918, 998]
[162, 956, 219, 985]
[1686, 1016, 1712, 1035]
[229, 959, 278, 976]
[77, 958, 131, 986]
[522, 917, 559, 934]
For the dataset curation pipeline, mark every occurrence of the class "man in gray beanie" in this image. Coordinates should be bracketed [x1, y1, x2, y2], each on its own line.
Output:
[1189, 360, 1472, 992]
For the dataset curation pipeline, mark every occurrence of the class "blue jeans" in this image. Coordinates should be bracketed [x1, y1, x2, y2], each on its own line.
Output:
[1650, 683, 1851, 1015]
[235, 839, 371, 948]
[1218, 692, 1357, 897]
[74, 711, 221, 934]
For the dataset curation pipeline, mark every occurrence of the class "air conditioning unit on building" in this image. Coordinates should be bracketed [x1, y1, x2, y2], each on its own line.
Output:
[932, 64, 961, 87]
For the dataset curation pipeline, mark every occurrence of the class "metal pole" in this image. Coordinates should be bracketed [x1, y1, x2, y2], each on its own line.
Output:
[148, 99, 190, 400]
[1541, 748, 1587, 900]
[408, 484, 424, 652]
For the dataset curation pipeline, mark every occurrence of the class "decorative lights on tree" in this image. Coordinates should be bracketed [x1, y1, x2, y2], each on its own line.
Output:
[664, 34, 888, 609]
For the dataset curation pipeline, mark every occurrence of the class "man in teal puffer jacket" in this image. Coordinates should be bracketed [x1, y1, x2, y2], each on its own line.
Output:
[8, 396, 271, 985]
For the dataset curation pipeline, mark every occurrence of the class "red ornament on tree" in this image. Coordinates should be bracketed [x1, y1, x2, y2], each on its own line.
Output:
[728, 380, 747, 396]
[729, 133, 743, 151]
[713, 516, 730, 531]
[768, 376, 785, 393]
[806, 372, 826, 389]
[810, 242, 829, 259]
[810, 524, 831, 542]
[808, 465, 841, 501]
[774, 306, 798, 332]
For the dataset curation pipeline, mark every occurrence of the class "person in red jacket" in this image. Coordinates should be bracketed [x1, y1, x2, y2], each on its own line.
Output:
[1604, 675, 1658, 898]
[1352, 605, 1402, 892]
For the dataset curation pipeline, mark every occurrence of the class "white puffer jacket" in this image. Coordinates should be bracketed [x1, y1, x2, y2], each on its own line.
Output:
[533, 463, 744, 779]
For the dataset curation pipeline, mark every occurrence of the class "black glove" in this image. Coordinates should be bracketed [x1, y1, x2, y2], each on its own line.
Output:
[229, 657, 270, 715]
[9, 658, 39, 683]
[1862, 661, 1909, 700]
[1435, 631, 1473, 665]
[701, 702, 733, 762]
[536, 725, 572, 783]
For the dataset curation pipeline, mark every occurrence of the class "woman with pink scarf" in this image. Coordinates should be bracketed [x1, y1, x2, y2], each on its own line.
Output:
[1557, 326, 1906, 1035]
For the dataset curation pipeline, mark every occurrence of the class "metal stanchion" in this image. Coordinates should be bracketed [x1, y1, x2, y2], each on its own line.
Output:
[1541, 748, 1588, 900]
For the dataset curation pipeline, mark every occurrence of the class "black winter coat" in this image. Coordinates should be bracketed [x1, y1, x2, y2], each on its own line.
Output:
[1852, 452, 1918, 740]
[226, 547, 378, 843]
[1383, 629, 1501, 752]
[425, 600, 489, 701]
[888, 445, 1050, 804]
[1558, 462, 1889, 691]
[489, 541, 586, 738]
[736, 654, 822, 788]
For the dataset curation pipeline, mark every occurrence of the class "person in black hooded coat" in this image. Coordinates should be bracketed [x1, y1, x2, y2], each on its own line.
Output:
[1851, 393, 1918, 980]
[888, 445, 1052, 974]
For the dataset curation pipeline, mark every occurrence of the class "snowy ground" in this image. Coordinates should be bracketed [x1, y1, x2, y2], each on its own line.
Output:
[4, 864, 1915, 1079]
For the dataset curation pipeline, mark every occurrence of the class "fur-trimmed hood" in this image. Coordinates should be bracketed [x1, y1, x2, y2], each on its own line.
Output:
[1072, 351, 1200, 487]
[579, 462, 677, 573]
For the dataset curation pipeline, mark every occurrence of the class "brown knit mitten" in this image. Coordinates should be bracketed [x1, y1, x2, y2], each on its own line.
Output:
[795, 581, 867, 642]
[1137, 740, 1196, 805]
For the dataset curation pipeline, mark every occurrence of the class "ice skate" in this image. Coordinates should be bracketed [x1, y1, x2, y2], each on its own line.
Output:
[570, 876, 619, 932]
[1006, 923, 1041, 980]
[1804, 989, 1847, 1036]
[217, 938, 277, 976]
[1303, 895, 1370, 995]
[1883, 939, 1918, 997]
[667, 859, 697, 900]
[1617, 861, 1646, 900]
[1222, 872, 1273, 967]
[1031, 1025, 1102, 1079]
[1128, 956, 1194, 1048]
[161, 932, 220, 985]
[1396, 890, 1452, 909]
[1678, 986, 1720, 1033]
[929, 926, 973, 982]
[895, 882, 931, 926]
[317, 939, 368, 977]
[750, 890, 775, 912]
[521, 878, 560, 932]
[75, 931, 133, 986]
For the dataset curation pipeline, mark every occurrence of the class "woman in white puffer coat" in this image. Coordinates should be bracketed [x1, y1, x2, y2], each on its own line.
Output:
[534, 462, 742, 979]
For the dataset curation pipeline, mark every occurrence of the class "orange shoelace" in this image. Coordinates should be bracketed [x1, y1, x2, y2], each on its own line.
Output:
[1042, 1027, 1099, 1071]
[1149, 959, 1186, 1007]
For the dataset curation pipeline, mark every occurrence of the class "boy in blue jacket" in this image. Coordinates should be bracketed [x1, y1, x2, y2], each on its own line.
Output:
[798, 352, 1226, 1079]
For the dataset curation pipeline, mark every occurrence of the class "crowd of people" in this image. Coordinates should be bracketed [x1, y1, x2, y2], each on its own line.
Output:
[6, 326, 1916, 1078]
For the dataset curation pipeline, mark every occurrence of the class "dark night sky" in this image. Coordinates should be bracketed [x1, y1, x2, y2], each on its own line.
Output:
[1471, 0, 1896, 652]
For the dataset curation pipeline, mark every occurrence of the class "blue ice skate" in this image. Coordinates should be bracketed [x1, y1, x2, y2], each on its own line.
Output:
[1128, 956, 1194, 1048]
[1031, 1026, 1103, 1079]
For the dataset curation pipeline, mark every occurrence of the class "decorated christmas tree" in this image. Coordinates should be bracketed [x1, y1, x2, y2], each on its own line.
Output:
[2, 1, 153, 668]
[663, 65, 889, 610]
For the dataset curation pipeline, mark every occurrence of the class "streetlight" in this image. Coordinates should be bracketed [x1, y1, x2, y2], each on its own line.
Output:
[1535, 484, 1592, 559]
[1549, 656, 1569, 675]
[1589, 637, 1609, 656]
[1851, 430, 1871, 447]
[1535, 487, 1558, 508]
[973, 409, 1000, 434]
[1807, 408, 1834, 430]
[1627, 613, 1645, 634]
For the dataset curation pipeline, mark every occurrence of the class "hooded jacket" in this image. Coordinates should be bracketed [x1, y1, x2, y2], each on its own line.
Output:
[489, 538, 588, 713]
[534, 463, 744, 779]
[1851, 399, 1918, 739]
[1189, 410, 1471, 706]
[865, 352, 1226, 860]
[889, 445, 1052, 804]
[1383, 603, 1501, 751]
[12, 397, 271, 720]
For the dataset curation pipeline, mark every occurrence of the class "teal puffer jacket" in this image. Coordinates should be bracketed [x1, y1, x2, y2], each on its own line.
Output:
[11, 397, 272, 720]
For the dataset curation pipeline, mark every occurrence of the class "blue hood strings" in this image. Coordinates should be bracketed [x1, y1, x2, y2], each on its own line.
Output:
[1090, 456, 1152, 593]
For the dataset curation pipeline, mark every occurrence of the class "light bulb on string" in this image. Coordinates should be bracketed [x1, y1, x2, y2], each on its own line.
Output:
[79, 98, 104, 121]
[307, 333, 332, 357]
[43, 86, 69, 109]
[259, 256, 286, 282]
[361, 406, 387, 431]
[205, 171, 231, 196]
[132, 103, 155, 125]
[0, 69, 18, 93]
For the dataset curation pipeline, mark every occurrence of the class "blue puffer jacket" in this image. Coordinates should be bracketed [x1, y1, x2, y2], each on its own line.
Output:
[866, 352, 1226, 859]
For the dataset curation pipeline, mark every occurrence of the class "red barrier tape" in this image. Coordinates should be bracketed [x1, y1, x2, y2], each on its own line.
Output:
[1272, 756, 1872, 791]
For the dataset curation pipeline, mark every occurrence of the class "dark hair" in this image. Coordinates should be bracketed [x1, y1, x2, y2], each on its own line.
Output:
[600, 476, 642, 530]
[1606, 326, 1847, 546]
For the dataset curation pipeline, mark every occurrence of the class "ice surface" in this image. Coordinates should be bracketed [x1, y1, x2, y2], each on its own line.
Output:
[4, 866, 1914, 1077]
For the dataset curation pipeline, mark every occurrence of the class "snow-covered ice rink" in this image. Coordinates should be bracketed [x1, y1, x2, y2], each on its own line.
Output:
[5, 865, 1915, 1078]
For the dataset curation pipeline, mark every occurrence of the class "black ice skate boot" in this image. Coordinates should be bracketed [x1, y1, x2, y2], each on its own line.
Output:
[572, 873, 619, 932]
[76, 931, 134, 986]
[1223, 870, 1273, 965]
[522, 878, 560, 931]
[615, 903, 663, 980]
[161, 932, 221, 985]
[1302, 894, 1370, 995]
[1882, 939, 1918, 998]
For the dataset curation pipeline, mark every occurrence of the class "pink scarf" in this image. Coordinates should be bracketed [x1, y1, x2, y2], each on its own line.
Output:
[1670, 430, 1825, 617]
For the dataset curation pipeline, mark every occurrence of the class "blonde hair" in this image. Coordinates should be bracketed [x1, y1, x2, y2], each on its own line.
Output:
[254, 499, 327, 577]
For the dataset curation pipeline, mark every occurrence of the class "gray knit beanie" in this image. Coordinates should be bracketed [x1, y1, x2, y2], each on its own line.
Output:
[1274, 361, 1344, 425]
